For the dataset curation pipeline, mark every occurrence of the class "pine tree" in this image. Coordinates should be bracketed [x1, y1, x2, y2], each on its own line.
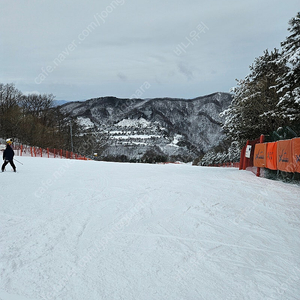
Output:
[221, 78, 253, 143]
[204, 13, 300, 164]
[222, 49, 286, 144]
[276, 12, 300, 126]
[248, 49, 287, 132]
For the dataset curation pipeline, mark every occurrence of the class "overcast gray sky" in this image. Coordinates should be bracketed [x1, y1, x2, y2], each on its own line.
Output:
[0, 0, 299, 101]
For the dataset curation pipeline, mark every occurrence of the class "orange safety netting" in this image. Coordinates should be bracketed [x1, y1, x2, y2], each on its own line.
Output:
[266, 142, 277, 170]
[292, 138, 300, 173]
[253, 143, 267, 168]
[277, 140, 293, 172]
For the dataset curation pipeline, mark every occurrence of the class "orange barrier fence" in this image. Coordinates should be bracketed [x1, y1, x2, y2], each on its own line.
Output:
[293, 138, 300, 173]
[277, 140, 293, 172]
[14, 145, 89, 160]
[253, 143, 267, 168]
[266, 142, 277, 170]
[249, 137, 300, 176]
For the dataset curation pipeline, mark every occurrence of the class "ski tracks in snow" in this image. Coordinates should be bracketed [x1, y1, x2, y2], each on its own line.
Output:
[0, 159, 300, 299]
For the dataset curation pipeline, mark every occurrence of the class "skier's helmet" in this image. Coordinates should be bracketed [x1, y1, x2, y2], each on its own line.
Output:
[6, 138, 12, 145]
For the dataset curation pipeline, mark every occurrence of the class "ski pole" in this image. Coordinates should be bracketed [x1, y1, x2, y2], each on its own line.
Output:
[14, 158, 23, 165]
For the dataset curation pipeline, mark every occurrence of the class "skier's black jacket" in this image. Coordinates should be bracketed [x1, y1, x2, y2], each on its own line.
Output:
[3, 145, 14, 161]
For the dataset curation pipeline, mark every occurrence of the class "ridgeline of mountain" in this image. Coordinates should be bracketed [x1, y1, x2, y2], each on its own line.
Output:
[60, 92, 233, 161]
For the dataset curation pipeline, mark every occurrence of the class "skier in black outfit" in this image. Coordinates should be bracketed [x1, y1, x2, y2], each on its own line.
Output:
[1, 139, 16, 172]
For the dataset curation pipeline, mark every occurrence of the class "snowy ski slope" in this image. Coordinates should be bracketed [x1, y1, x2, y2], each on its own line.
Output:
[0, 157, 299, 300]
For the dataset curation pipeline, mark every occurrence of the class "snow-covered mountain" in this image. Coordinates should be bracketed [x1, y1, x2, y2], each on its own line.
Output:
[53, 100, 69, 106]
[53, 99, 86, 107]
[60, 92, 233, 161]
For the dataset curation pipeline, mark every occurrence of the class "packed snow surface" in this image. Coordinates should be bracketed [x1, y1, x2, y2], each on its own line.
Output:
[0, 157, 300, 300]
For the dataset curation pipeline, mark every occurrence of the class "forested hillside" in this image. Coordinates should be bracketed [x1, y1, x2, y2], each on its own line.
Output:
[0, 84, 81, 150]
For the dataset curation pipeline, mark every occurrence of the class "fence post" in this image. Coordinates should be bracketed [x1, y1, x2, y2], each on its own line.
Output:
[47, 148, 49, 158]
[239, 146, 245, 170]
[20, 145, 23, 156]
[256, 134, 265, 177]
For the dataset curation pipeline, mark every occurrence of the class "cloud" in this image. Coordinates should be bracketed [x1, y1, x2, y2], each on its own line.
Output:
[117, 73, 128, 81]
[0, 0, 299, 100]
[178, 62, 194, 81]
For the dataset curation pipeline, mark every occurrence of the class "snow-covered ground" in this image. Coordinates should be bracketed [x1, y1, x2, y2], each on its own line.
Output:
[116, 118, 151, 128]
[0, 157, 299, 300]
[77, 117, 95, 129]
